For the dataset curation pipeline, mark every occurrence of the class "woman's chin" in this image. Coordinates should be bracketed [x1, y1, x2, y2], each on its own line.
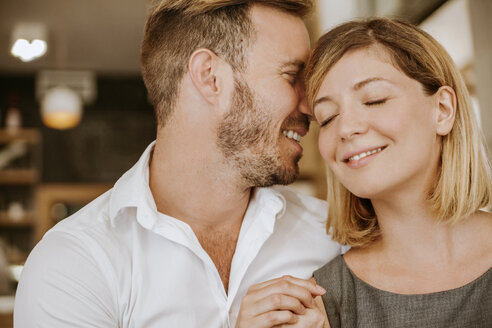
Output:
[345, 185, 379, 200]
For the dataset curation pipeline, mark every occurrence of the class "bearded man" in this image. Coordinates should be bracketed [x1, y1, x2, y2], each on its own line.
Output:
[15, 1, 340, 327]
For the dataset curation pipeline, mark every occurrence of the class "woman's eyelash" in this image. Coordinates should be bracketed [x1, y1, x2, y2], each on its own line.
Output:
[320, 115, 337, 127]
[365, 98, 387, 106]
[318, 98, 387, 127]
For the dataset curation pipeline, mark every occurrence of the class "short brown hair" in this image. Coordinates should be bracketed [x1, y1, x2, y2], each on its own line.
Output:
[305, 18, 492, 247]
[141, 0, 313, 126]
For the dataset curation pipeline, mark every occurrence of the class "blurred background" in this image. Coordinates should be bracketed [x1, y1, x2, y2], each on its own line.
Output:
[0, 0, 490, 325]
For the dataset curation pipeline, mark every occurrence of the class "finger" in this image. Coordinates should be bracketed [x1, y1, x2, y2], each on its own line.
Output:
[248, 279, 316, 308]
[247, 276, 289, 291]
[255, 294, 306, 315]
[249, 275, 324, 296]
[248, 276, 325, 300]
[276, 308, 326, 328]
[284, 276, 326, 296]
[254, 310, 298, 327]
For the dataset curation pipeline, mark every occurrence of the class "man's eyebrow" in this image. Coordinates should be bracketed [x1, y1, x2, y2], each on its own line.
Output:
[353, 77, 392, 90]
[280, 60, 305, 71]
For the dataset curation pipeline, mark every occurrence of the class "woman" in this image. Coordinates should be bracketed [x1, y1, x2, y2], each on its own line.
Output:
[305, 18, 492, 327]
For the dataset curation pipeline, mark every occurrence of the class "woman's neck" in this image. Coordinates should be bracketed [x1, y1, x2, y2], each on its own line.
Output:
[345, 190, 492, 294]
[370, 191, 462, 268]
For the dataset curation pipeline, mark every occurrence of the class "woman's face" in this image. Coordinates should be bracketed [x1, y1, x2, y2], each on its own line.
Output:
[313, 45, 442, 200]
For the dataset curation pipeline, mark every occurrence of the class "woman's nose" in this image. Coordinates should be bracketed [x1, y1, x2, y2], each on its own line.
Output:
[337, 106, 368, 141]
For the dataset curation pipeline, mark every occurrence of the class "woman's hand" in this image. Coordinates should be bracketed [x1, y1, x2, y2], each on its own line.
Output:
[235, 275, 326, 328]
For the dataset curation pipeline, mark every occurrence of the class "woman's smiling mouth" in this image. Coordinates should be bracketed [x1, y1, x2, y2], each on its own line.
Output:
[343, 146, 387, 167]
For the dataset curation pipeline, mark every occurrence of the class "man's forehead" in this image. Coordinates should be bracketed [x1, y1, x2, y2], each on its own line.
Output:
[249, 3, 308, 38]
[247, 5, 310, 66]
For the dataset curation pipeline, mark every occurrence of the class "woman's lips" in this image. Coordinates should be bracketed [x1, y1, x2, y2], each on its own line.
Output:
[342, 145, 387, 168]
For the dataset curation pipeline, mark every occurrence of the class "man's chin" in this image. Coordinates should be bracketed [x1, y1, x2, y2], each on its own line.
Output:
[242, 164, 298, 187]
[263, 164, 299, 187]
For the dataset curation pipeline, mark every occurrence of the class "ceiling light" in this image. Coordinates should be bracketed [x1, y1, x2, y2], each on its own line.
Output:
[41, 86, 82, 130]
[10, 23, 48, 62]
[36, 70, 96, 130]
[11, 39, 47, 62]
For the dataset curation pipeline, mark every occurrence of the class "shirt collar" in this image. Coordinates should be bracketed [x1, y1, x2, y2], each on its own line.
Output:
[108, 141, 288, 229]
[109, 141, 157, 227]
[254, 187, 286, 221]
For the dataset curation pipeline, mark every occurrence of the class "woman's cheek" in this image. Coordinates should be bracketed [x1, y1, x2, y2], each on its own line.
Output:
[318, 130, 335, 164]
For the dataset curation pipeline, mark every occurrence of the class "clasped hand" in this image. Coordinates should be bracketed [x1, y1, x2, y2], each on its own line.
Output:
[236, 276, 327, 327]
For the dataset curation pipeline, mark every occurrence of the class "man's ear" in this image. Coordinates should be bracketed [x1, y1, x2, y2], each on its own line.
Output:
[435, 86, 457, 136]
[188, 48, 222, 104]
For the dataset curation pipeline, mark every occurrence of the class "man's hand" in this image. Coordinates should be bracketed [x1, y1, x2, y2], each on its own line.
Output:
[282, 306, 326, 328]
[235, 276, 326, 328]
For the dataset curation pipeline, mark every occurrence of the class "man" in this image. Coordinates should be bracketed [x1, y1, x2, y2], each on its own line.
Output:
[15, 1, 341, 327]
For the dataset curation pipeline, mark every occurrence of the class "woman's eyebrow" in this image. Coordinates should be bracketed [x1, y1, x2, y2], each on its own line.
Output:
[353, 77, 393, 90]
[313, 95, 333, 109]
[313, 77, 394, 109]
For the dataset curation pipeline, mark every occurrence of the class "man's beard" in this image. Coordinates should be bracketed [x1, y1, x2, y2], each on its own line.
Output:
[216, 77, 302, 187]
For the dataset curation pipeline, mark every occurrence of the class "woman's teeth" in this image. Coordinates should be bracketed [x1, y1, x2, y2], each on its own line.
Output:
[283, 130, 301, 142]
[349, 147, 383, 161]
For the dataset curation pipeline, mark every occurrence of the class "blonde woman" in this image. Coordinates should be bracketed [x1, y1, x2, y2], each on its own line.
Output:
[304, 18, 492, 327]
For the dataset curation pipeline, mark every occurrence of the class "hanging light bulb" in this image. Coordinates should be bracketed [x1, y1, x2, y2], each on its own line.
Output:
[41, 86, 82, 130]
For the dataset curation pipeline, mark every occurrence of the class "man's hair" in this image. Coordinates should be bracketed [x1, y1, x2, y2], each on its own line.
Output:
[141, 0, 313, 127]
[305, 17, 492, 247]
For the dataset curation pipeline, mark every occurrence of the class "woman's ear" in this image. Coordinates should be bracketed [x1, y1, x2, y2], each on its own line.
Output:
[188, 48, 222, 104]
[435, 86, 457, 136]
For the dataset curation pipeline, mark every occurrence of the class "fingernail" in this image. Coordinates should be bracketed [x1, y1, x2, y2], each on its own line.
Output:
[316, 285, 326, 294]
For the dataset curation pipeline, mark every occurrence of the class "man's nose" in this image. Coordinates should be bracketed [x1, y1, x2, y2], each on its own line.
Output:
[296, 84, 314, 120]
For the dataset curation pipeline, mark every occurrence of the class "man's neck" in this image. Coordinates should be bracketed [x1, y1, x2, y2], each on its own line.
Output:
[149, 135, 253, 293]
[149, 139, 252, 228]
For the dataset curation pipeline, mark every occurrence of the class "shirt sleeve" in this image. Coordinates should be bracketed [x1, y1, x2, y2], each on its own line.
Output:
[14, 231, 119, 328]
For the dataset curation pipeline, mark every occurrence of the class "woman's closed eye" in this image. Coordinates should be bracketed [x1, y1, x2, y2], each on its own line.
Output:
[364, 98, 387, 106]
[319, 114, 338, 127]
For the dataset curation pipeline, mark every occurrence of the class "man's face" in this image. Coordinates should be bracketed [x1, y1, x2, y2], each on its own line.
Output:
[216, 4, 311, 187]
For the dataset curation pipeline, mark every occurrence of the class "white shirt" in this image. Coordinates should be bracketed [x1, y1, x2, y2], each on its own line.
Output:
[14, 142, 341, 328]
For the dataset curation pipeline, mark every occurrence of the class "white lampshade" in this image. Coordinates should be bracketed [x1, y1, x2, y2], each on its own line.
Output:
[41, 86, 82, 130]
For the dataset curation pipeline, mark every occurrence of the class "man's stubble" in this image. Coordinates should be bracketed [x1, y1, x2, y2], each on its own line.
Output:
[216, 77, 302, 187]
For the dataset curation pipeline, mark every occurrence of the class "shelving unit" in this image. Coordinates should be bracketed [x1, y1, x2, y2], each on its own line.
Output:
[0, 128, 41, 265]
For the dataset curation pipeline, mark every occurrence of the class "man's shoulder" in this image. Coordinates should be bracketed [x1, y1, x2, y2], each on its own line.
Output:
[48, 189, 114, 237]
[269, 185, 334, 244]
[271, 185, 327, 220]
[43, 188, 142, 258]
[24, 187, 136, 289]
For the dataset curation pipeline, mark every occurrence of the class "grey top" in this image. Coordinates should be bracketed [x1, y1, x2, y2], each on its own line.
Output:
[314, 255, 492, 328]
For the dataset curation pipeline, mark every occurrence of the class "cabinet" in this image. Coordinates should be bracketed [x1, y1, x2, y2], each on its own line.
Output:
[0, 129, 41, 265]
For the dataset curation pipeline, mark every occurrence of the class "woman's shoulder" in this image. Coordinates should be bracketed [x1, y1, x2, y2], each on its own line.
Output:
[313, 255, 355, 302]
[314, 254, 358, 328]
[314, 255, 345, 282]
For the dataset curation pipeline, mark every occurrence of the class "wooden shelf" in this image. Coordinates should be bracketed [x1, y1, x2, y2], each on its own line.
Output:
[0, 129, 40, 144]
[0, 212, 34, 228]
[5, 251, 29, 265]
[0, 169, 39, 185]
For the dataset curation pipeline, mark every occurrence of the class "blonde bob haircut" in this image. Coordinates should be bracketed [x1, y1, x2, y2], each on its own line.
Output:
[305, 18, 492, 247]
